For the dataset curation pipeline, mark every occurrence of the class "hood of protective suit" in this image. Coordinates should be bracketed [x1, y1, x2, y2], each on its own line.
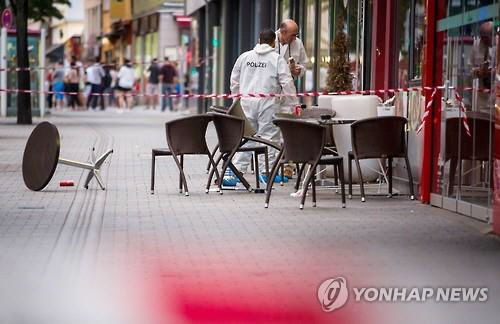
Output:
[253, 43, 275, 55]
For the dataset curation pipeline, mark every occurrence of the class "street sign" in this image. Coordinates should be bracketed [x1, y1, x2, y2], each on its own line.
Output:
[2, 8, 12, 29]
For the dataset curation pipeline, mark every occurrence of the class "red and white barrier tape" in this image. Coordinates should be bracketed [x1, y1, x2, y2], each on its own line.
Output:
[416, 88, 437, 134]
[455, 92, 472, 137]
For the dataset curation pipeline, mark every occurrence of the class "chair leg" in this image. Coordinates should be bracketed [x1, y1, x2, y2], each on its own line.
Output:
[265, 150, 284, 208]
[151, 152, 156, 194]
[206, 151, 224, 192]
[337, 159, 346, 208]
[280, 164, 284, 186]
[387, 157, 393, 198]
[229, 162, 252, 191]
[250, 155, 255, 174]
[333, 163, 339, 186]
[448, 158, 458, 197]
[179, 154, 184, 194]
[312, 166, 317, 207]
[205, 152, 220, 193]
[405, 155, 415, 200]
[300, 161, 320, 209]
[348, 154, 353, 199]
[206, 144, 219, 174]
[254, 152, 260, 189]
[295, 163, 306, 191]
[264, 147, 270, 179]
[354, 157, 365, 202]
[171, 153, 189, 196]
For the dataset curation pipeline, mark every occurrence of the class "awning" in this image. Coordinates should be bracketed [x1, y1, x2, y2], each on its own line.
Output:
[175, 16, 192, 28]
[45, 43, 64, 62]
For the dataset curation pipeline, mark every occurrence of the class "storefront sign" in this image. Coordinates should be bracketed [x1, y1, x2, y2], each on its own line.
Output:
[2, 8, 12, 29]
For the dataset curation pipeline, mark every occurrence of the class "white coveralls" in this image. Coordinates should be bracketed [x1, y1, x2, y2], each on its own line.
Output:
[230, 43, 298, 173]
[274, 30, 308, 78]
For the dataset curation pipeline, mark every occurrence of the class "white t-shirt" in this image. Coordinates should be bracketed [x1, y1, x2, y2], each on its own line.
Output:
[117, 65, 135, 89]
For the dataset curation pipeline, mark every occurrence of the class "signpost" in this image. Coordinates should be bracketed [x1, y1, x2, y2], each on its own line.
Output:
[1, 8, 12, 29]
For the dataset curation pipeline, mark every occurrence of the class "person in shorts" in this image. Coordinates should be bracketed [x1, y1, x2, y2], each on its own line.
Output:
[146, 58, 160, 110]
[116, 59, 135, 111]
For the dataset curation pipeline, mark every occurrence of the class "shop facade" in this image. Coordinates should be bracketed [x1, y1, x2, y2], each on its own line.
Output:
[187, 0, 499, 233]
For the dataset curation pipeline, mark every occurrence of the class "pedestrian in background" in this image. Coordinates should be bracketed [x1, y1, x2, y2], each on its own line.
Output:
[86, 57, 106, 110]
[116, 59, 135, 111]
[46, 66, 54, 109]
[159, 57, 177, 112]
[146, 58, 160, 110]
[53, 61, 66, 110]
[65, 61, 80, 110]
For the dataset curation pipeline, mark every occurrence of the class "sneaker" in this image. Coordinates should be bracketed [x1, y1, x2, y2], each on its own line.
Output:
[259, 174, 289, 184]
[222, 169, 240, 187]
[222, 176, 238, 186]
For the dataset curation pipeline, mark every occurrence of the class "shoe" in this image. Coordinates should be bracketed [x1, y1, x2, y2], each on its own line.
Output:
[259, 174, 289, 184]
[222, 170, 240, 187]
[222, 176, 238, 186]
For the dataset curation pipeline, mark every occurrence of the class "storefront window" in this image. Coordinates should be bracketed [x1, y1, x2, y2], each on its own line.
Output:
[431, 0, 497, 219]
[281, 0, 291, 21]
[318, 0, 331, 90]
[412, 0, 425, 80]
[395, 2, 411, 88]
[303, 0, 316, 92]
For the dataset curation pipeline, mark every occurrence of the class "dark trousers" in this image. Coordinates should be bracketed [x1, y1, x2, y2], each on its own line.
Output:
[68, 83, 79, 109]
[87, 83, 105, 110]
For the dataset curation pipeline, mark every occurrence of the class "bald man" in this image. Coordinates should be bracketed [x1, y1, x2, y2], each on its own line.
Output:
[470, 21, 494, 111]
[275, 19, 308, 78]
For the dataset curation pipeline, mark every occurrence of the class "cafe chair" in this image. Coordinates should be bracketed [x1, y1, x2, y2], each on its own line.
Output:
[207, 113, 269, 193]
[348, 116, 414, 202]
[207, 99, 281, 182]
[265, 118, 346, 210]
[151, 115, 219, 196]
[445, 113, 493, 196]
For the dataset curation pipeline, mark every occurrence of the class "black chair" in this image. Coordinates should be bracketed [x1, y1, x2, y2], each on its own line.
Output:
[207, 99, 279, 183]
[265, 118, 346, 210]
[348, 116, 414, 202]
[445, 113, 493, 196]
[150, 115, 218, 195]
[207, 113, 269, 193]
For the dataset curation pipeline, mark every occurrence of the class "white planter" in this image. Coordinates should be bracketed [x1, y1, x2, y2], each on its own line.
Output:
[319, 94, 382, 182]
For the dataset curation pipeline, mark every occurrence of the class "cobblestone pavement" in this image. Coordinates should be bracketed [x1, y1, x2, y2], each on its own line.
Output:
[1, 107, 499, 323]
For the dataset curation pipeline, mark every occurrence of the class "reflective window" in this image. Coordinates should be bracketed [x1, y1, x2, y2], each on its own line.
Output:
[318, 0, 331, 90]
[303, 0, 316, 92]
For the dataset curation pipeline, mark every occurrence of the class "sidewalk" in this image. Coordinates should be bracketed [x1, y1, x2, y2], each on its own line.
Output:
[0, 108, 499, 323]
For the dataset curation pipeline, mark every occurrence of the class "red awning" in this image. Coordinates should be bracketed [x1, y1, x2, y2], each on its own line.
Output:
[175, 16, 192, 28]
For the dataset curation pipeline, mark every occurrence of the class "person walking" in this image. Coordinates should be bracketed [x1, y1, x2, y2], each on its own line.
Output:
[146, 58, 160, 110]
[86, 57, 106, 110]
[116, 59, 135, 111]
[52, 61, 66, 110]
[46, 66, 54, 110]
[159, 57, 178, 112]
[65, 61, 80, 110]
[228, 29, 298, 184]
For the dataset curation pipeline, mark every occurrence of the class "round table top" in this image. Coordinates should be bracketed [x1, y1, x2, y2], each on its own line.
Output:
[22, 121, 60, 191]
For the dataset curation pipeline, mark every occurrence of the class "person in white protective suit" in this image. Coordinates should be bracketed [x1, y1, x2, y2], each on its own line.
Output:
[227, 29, 298, 184]
[275, 19, 308, 79]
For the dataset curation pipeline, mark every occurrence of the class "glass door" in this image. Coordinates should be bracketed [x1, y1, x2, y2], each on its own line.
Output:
[433, 1, 497, 220]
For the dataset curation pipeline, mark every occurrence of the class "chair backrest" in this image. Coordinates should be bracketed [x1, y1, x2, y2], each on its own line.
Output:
[273, 118, 325, 163]
[445, 113, 493, 161]
[227, 99, 257, 137]
[165, 115, 212, 155]
[211, 113, 245, 154]
[351, 116, 407, 159]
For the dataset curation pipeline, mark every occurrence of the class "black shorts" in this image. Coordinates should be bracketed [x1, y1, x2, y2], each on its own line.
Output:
[116, 86, 132, 92]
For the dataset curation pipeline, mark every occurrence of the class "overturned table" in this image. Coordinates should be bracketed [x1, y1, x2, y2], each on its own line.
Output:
[22, 121, 113, 191]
